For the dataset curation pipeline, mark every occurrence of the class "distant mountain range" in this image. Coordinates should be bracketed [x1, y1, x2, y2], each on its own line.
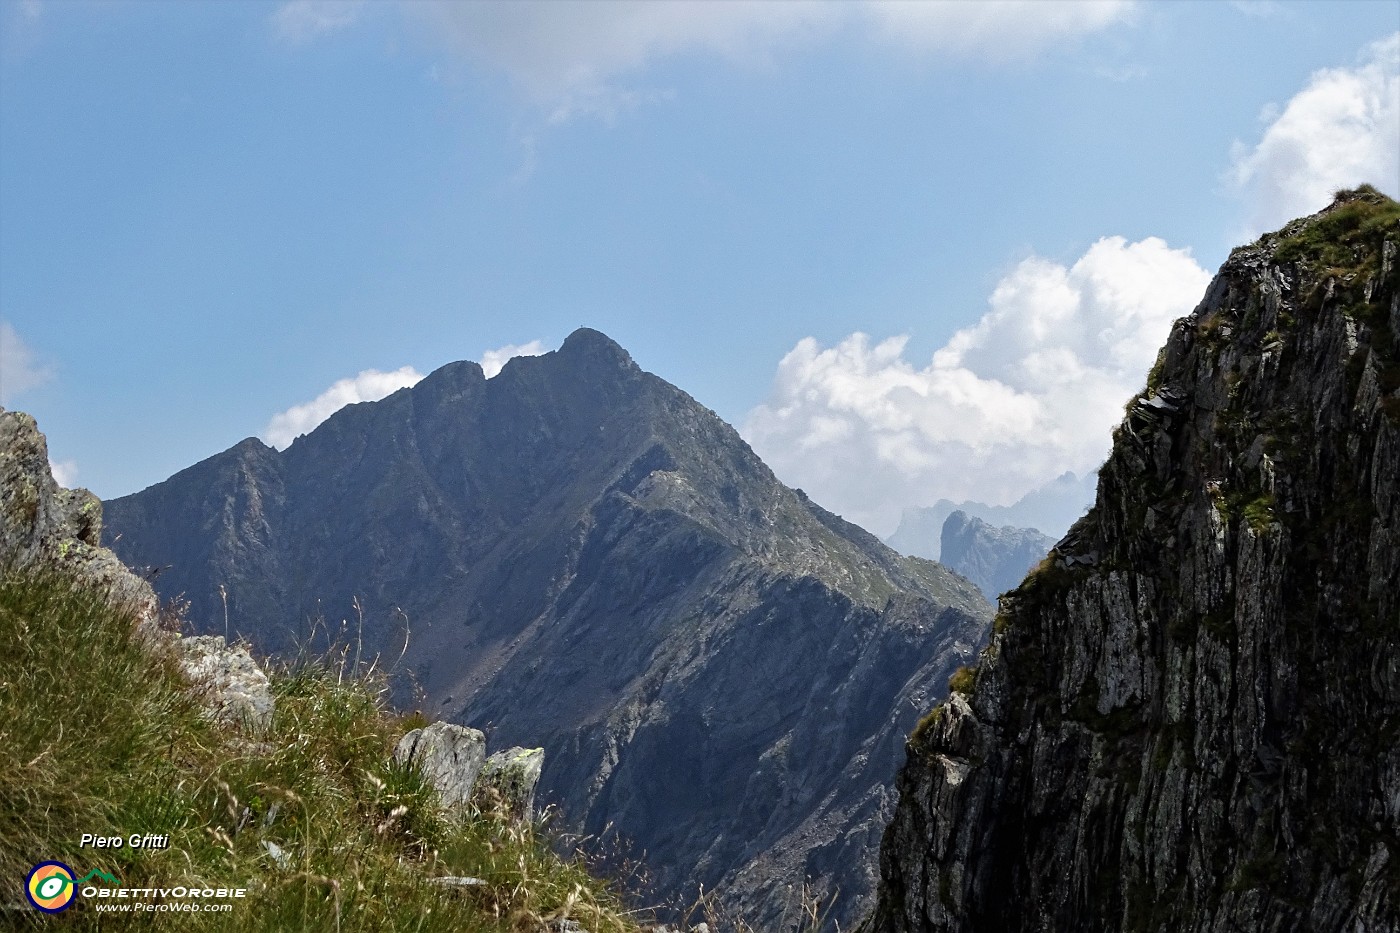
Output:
[104, 327, 991, 928]
[938, 511, 1055, 602]
[885, 470, 1095, 561]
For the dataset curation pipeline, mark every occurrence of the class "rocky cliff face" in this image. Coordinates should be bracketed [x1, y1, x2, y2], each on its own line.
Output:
[938, 512, 1054, 602]
[862, 187, 1400, 933]
[1, 408, 156, 619]
[1, 408, 279, 734]
[103, 327, 992, 928]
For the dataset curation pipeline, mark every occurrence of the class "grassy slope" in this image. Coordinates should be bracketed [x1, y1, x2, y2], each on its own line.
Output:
[0, 569, 644, 931]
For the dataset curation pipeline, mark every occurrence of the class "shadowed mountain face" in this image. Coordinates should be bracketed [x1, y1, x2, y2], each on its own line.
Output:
[104, 327, 991, 928]
[862, 189, 1400, 932]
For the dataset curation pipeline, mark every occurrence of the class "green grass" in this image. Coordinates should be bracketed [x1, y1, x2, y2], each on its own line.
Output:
[0, 568, 644, 931]
[948, 666, 977, 696]
[1272, 185, 1400, 279]
[1240, 494, 1276, 533]
[1212, 489, 1278, 534]
[908, 705, 945, 750]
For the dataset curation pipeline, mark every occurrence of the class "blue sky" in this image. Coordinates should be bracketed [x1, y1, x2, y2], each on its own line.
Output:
[2, 0, 1397, 535]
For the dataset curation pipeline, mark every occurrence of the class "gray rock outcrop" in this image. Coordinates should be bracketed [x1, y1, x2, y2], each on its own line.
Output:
[473, 746, 545, 821]
[177, 635, 276, 732]
[861, 187, 1400, 931]
[394, 722, 488, 814]
[0, 408, 156, 622]
[1, 408, 278, 732]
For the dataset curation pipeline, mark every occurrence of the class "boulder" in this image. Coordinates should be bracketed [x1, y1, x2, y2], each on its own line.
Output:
[177, 635, 275, 732]
[393, 722, 487, 813]
[472, 746, 544, 821]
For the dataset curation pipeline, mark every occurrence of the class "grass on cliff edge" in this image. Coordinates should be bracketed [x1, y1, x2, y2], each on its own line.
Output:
[0, 568, 643, 932]
[1272, 184, 1400, 277]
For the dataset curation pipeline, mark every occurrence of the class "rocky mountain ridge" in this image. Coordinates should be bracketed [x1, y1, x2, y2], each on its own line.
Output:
[861, 187, 1400, 931]
[103, 327, 993, 928]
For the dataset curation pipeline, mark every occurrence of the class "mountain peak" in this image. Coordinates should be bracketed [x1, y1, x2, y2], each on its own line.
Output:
[103, 326, 989, 929]
[555, 327, 637, 372]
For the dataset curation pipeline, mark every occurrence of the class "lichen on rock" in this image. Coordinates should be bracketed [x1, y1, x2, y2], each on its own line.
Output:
[473, 746, 545, 821]
[177, 634, 276, 732]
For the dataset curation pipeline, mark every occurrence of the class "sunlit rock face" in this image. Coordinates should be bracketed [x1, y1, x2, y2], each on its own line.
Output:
[862, 188, 1400, 933]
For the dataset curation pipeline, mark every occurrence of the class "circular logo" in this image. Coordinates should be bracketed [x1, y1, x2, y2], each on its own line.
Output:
[26, 862, 76, 913]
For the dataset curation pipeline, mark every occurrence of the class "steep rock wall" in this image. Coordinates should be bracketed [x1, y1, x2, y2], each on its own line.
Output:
[863, 189, 1400, 932]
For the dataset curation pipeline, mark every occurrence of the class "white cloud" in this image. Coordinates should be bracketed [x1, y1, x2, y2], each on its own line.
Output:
[480, 340, 547, 378]
[743, 236, 1211, 536]
[0, 322, 53, 405]
[262, 366, 423, 450]
[49, 459, 77, 488]
[413, 2, 834, 103]
[272, 0, 366, 44]
[407, 0, 1133, 120]
[1229, 32, 1400, 235]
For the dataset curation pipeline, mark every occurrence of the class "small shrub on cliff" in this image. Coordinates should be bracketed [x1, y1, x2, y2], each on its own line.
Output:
[948, 666, 978, 696]
[908, 705, 945, 749]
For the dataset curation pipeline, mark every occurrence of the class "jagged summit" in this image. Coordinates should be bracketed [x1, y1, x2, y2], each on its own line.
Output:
[554, 325, 637, 366]
[103, 326, 990, 927]
[861, 191, 1398, 932]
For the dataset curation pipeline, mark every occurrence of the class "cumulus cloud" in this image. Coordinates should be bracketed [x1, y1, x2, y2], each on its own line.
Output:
[272, 0, 366, 44]
[480, 340, 547, 378]
[49, 459, 78, 488]
[403, 1, 1132, 120]
[262, 366, 423, 450]
[1229, 32, 1400, 235]
[743, 236, 1211, 535]
[0, 322, 53, 405]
